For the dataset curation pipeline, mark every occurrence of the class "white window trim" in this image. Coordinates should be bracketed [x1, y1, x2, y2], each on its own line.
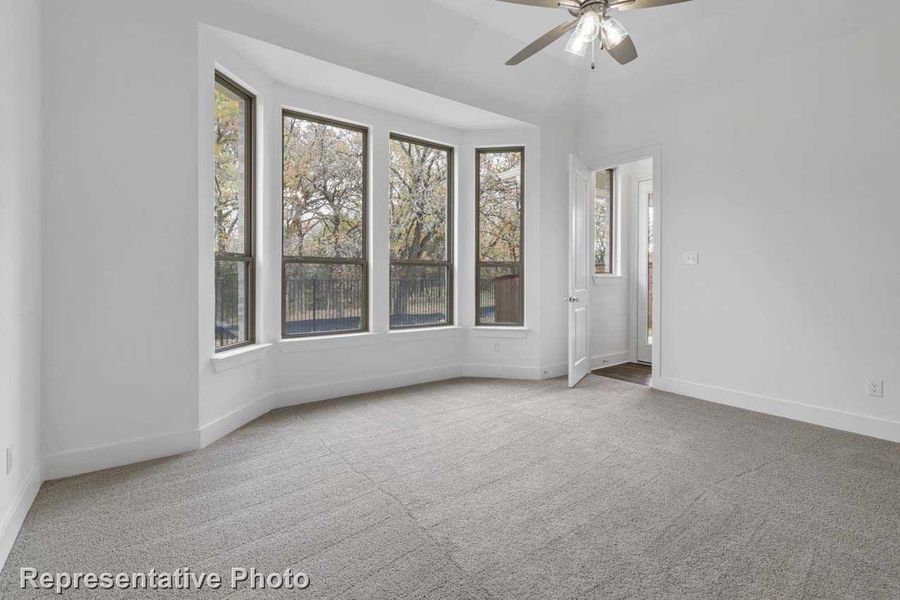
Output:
[470, 327, 529, 339]
[278, 332, 378, 353]
[211, 343, 272, 372]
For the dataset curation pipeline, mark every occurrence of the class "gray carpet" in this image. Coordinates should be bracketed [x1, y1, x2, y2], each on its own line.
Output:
[1, 376, 898, 599]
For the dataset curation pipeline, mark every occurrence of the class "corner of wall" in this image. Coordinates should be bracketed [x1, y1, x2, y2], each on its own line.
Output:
[0, 462, 42, 572]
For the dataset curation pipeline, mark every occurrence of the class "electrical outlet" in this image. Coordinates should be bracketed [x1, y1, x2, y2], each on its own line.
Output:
[5, 445, 13, 475]
[867, 380, 884, 398]
[491, 342, 501, 353]
[683, 251, 699, 265]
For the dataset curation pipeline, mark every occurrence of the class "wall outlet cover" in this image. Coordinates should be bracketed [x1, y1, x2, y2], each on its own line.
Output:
[867, 380, 884, 398]
[683, 251, 699, 265]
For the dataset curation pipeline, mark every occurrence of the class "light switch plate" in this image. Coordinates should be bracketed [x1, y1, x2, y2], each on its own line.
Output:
[684, 251, 699, 265]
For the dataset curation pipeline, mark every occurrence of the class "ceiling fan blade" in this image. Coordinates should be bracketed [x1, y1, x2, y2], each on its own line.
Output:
[607, 34, 638, 65]
[496, 0, 582, 9]
[506, 19, 578, 66]
[613, 0, 692, 11]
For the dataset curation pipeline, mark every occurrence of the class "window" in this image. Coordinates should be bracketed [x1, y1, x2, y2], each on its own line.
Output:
[595, 168, 614, 274]
[282, 111, 368, 337]
[389, 135, 453, 329]
[214, 73, 254, 351]
[476, 148, 524, 326]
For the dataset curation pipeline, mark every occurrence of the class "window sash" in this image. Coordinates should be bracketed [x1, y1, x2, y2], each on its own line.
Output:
[281, 110, 369, 338]
[595, 168, 615, 275]
[388, 134, 454, 330]
[214, 72, 255, 352]
[475, 147, 525, 327]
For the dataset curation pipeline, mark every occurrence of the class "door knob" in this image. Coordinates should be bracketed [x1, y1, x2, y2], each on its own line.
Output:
[564, 296, 580, 303]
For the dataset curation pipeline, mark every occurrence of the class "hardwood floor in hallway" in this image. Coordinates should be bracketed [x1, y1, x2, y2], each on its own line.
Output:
[593, 362, 652, 386]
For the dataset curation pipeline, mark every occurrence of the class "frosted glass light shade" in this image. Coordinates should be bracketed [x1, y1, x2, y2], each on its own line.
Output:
[600, 17, 628, 49]
[564, 11, 601, 57]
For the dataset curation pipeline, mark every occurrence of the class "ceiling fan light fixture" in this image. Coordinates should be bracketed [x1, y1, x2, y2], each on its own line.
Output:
[564, 10, 600, 56]
[600, 17, 628, 49]
[564, 30, 590, 56]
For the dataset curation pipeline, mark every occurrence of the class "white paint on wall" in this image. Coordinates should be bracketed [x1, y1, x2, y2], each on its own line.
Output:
[0, 0, 43, 570]
[41, 0, 581, 475]
[577, 0, 900, 439]
[34, 0, 900, 492]
[197, 27, 549, 433]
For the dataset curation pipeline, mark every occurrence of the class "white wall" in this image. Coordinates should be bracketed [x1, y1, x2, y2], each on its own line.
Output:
[0, 0, 43, 568]
[40, 0, 580, 478]
[198, 30, 567, 438]
[578, 0, 900, 441]
[41, 1, 202, 475]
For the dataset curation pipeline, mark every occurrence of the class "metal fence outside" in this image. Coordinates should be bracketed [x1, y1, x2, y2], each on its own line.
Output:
[389, 275, 448, 327]
[219, 273, 519, 339]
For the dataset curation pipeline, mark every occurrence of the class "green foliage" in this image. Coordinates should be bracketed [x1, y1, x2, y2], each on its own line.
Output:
[595, 169, 612, 273]
[214, 83, 247, 255]
[282, 116, 364, 258]
[389, 139, 449, 261]
[478, 151, 522, 263]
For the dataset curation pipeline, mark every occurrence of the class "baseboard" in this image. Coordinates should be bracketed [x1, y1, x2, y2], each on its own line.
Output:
[199, 394, 274, 448]
[1, 463, 42, 572]
[43, 429, 200, 481]
[538, 363, 568, 380]
[270, 364, 463, 409]
[461, 363, 543, 380]
[654, 376, 900, 443]
[591, 351, 632, 371]
[41, 363, 556, 482]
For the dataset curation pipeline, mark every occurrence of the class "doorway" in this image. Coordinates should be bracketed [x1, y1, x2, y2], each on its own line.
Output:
[583, 150, 659, 387]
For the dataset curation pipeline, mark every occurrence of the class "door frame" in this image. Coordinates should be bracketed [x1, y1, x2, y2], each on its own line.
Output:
[635, 177, 653, 364]
[588, 145, 662, 384]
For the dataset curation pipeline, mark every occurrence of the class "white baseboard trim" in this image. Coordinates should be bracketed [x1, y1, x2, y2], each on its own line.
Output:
[44, 430, 200, 481]
[1, 463, 43, 572]
[199, 394, 274, 448]
[271, 364, 464, 409]
[538, 363, 567, 380]
[654, 376, 900, 443]
[461, 363, 543, 380]
[591, 351, 633, 371]
[42, 363, 558, 482]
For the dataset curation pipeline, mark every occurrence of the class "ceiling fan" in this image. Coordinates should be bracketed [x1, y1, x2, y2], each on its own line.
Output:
[500, 0, 693, 68]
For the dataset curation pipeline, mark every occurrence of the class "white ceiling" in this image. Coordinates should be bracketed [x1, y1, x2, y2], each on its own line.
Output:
[428, 0, 715, 63]
[210, 27, 531, 130]
[224, 0, 588, 124]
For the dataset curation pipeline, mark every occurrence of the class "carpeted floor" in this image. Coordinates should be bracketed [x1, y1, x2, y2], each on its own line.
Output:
[1, 376, 898, 599]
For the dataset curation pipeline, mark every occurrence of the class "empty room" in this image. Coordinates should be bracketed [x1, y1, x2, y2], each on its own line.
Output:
[1, 0, 898, 598]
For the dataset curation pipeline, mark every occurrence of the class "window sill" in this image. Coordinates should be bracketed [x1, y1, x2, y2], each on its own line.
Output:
[471, 327, 530, 339]
[211, 343, 272, 373]
[388, 326, 463, 343]
[593, 274, 626, 286]
[279, 332, 378, 353]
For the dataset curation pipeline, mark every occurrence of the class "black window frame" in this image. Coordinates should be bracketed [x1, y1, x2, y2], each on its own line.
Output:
[281, 109, 370, 339]
[214, 72, 256, 353]
[388, 133, 455, 330]
[595, 168, 615, 275]
[475, 147, 525, 327]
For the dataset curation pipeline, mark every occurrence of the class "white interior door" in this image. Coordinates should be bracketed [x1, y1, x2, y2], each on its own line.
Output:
[637, 178, 654, 363]
[568, 155, 593, 387]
